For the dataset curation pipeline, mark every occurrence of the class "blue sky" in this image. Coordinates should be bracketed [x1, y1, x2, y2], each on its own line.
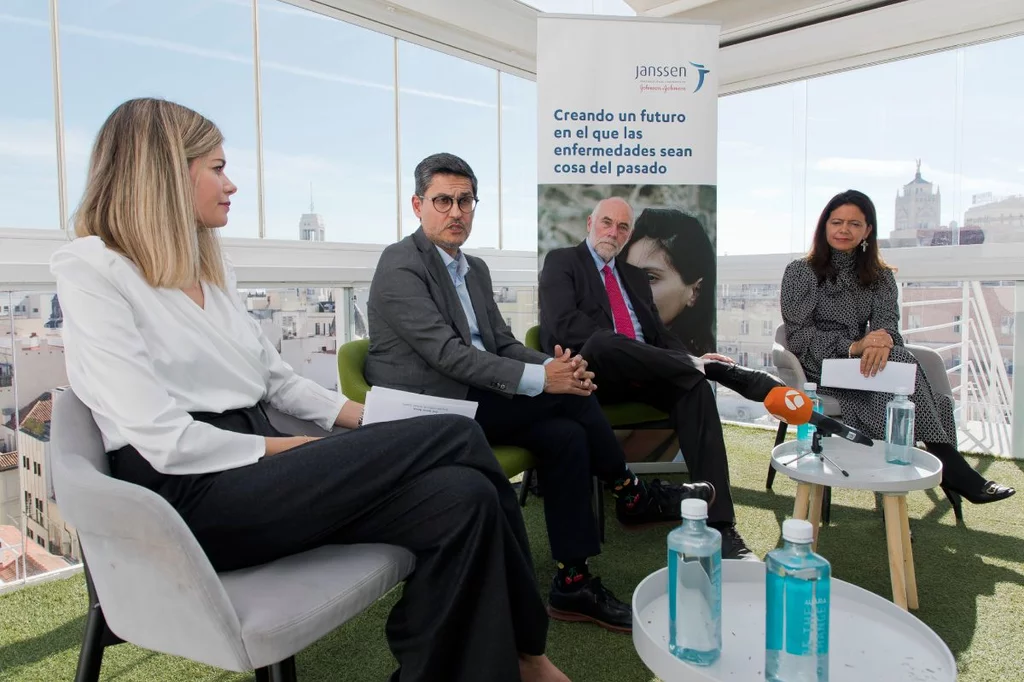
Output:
[1, 0, 1021, 256]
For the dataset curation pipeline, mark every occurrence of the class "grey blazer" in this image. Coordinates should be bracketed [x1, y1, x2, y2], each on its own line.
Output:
[364, 227, 549, 399]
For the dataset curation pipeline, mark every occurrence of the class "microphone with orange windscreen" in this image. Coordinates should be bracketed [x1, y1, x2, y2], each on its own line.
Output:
[763, 386, 873, 447]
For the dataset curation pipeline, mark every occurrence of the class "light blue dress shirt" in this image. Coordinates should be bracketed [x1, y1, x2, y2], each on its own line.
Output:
[436, 246, 548, 396]
[586, 240, 646, 343]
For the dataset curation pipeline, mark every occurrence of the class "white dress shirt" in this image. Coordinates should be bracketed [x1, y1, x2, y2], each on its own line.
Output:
[434, 246, 547, 396]
[585, 240, 646, 343]
[50, 236, 347, 475]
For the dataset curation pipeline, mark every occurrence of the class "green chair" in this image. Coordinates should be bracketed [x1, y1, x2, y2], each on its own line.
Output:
[337, 338, 536, 479]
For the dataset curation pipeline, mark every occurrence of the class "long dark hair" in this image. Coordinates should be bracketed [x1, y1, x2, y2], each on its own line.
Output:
[625, 207, 715, 354]
[808, 189, 889, 287]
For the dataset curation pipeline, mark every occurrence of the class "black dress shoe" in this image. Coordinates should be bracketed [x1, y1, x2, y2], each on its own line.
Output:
[548, 576, 632, 633]
[617, 479, 715, 526]
[960, 480, 1016, 505]
[718, 525, 759, 561]
[704, 362, 785, 403]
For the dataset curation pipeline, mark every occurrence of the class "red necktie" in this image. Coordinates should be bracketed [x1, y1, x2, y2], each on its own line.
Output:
[602, 265, 636, 340]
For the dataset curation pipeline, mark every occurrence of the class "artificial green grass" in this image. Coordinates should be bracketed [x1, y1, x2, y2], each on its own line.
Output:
[1, 424, 1022, 681]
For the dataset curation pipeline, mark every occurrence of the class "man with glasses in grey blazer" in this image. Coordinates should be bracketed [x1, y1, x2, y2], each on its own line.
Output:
[364, 152, 714, 634]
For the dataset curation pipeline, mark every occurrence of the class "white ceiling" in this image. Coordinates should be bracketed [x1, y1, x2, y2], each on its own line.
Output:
[626, 0, 893, 42]
[301, 0, 1024, 89]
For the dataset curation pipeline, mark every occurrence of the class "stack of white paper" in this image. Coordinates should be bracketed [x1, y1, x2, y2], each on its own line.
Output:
[820, 359, 917, 393]
[361, 386, 478, 426]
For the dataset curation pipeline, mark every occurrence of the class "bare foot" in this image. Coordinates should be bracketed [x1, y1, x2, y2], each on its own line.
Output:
[519, 654, 571, 682]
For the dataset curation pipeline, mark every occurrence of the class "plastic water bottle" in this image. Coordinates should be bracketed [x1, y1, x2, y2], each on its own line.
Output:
[884, 388, 916, 465]
[765, 519, 831, 682]
[796, 383, 823, 453]
[668, 498, 722, 666]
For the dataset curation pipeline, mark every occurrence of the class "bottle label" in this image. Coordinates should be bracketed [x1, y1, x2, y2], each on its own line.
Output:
[766, 571, 829, 655]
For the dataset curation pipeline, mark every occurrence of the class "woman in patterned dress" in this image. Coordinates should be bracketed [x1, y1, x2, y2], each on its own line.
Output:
[781, 189, 1015, 507]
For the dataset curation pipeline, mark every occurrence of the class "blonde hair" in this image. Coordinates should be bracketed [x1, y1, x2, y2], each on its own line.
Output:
[74, 97, 226, 289]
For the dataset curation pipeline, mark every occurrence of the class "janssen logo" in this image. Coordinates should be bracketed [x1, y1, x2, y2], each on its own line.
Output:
[633, 61, 711, 93]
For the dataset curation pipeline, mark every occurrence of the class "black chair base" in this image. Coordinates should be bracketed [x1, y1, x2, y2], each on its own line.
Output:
[765, 421, 788, 490]
[74, 562, 124, 682]
[256, 657, 298, 682]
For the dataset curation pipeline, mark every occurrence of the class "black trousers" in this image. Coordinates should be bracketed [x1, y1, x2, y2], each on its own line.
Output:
[110, 408, 547, 682]
[581, 330, 738, 525]
[467, 388, 630, 562]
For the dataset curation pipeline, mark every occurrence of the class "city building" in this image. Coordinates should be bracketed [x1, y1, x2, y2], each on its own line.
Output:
[890, 160, 943, 246]
[964, 195, 1024, 242]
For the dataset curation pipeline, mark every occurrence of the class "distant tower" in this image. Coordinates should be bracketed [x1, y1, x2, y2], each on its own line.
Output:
[299, 183, 325, 241]
[894, 159, 941, 232]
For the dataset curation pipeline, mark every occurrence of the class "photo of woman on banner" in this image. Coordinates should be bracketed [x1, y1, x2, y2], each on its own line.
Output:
[623, 207, 716, 356]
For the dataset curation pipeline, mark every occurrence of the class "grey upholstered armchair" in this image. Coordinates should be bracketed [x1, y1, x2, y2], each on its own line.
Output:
[48, 387, 415, 682]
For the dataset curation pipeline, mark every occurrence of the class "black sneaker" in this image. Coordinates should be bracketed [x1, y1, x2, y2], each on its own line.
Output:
[617, 478, 715, 526]
[720, 525, 758, 561]
[547, 576, 632, 633]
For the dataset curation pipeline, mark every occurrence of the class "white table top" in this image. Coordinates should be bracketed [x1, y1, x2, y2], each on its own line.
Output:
[771, 437, 942, 493]
[632, 562, 956, 682]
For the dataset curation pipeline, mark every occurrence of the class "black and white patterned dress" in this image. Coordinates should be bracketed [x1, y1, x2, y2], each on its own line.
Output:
[780, 250, 956, 446]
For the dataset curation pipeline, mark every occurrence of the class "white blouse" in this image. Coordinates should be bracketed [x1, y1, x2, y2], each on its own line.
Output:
[50, 236, 347, 475]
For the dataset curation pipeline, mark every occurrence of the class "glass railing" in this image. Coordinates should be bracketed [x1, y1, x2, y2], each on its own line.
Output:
[713, 277, 1018, 457]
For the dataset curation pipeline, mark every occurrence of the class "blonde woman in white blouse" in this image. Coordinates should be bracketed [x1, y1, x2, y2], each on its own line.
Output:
[51, 98, 569, 682]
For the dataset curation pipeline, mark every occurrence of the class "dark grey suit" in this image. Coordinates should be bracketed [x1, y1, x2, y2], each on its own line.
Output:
[366, 227, 547, 398]
[366, 227, 632, 563]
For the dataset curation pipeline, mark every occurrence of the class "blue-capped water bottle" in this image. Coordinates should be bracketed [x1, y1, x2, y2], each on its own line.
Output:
[668, 498, 722, 666]
[885, 387, 915, 465]
[796, 383, 823, 452]
[765, 519, 830, 682]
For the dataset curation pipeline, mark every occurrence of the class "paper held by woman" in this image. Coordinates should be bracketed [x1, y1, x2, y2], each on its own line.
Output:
[820, 359, 917, 393]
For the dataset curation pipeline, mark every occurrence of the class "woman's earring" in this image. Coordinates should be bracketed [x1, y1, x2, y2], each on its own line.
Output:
[861, 239, 868, 252]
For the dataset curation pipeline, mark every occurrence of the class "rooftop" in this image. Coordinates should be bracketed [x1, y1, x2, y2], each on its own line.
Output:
[0, 451, 17, 472]
[0, 526, 72, 584]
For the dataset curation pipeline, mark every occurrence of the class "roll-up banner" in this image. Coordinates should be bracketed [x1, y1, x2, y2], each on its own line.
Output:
[537, 15, 720, 357]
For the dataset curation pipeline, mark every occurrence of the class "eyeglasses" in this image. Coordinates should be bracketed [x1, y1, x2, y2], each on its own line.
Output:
[421, 194, 478, 214]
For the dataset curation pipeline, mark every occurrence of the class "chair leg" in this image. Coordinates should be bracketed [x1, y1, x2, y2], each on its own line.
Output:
[820, 486, 832, 526]
[766, 422, 788, 490]
[519, 468, 534, 507]
[257, 657, 297, 682]
[942, 486, 964, 524]
[74, 565, 108, 682]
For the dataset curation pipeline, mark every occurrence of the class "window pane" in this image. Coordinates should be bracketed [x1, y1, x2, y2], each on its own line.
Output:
[804, 51, 957, 249]
[398, 42, 499, 247]
[718, 83, 802, 256]
[59, 0, 259, 238]
[259, 2, 397, 243]
[960, 36, 1024, 245]
[2, 290, 82, 579]
[239, 286, 342, 390]
[494, 285, 537, 342]
[0, 1, 59, 230]
[500, 73, 537, 252]
[715, 282, 781, 425]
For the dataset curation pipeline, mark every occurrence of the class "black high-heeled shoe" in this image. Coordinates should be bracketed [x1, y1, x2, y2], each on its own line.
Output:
[941, 486, 964, 523]
[960, 481, 1016, 505]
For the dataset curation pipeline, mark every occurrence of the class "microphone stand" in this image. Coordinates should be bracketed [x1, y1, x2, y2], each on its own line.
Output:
[812, 431, 849, 477]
